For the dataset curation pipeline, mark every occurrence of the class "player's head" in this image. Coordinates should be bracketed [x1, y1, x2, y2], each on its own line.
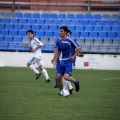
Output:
[67, 30, 72, 37]
[59, 26, 68, 38]
[27, 30, 34, 40]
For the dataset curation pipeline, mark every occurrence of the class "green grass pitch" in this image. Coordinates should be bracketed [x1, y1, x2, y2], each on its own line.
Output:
[0, 67, 120, 120]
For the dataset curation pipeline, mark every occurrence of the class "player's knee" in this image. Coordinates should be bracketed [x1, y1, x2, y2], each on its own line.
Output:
[64, 76, 69, 81]
[27, 63, 30, 67]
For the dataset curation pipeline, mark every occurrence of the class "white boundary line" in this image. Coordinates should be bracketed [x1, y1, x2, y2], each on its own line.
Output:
[103, 78, 120, 80]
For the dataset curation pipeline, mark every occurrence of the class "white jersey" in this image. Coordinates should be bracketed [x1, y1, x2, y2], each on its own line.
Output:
[31, 37, 43, 59]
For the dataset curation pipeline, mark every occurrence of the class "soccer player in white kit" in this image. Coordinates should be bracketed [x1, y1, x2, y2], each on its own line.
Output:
[24, 30, 51, 83]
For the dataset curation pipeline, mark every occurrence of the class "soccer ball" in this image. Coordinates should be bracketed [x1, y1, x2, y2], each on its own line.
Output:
[60, 89, 70, 97]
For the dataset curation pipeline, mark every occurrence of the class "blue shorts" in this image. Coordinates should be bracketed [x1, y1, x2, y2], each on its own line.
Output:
[57, 60, 73, 76]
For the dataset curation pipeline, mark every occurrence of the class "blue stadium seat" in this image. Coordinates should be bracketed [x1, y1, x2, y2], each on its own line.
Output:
[49, 25, 58, 31]
[84, 26, 93, 32]
[98, 20, 106, 26]
[27, 19, 36, 24]
[94, 26, 102, 32]
[111, 26, 120, 32]
[107, 32, 116, 39]
[36, 19, 44, 24]
[116, 20, 120, 25]
[80, 32, 89, 39]
[116, 32, 120, 39]
[4, 36, 13, 44]
[18, 45, 30, 52]
[62, 20, 71, 25]
[101, 14, 110, 20]
[45, 20, 53, 25]
[102, 26, 111, 32]
[106, 20, 115, 26]
[22, 25, 31, 30]
[68, 26, 76, 31]
[13, 36, 22, 44]
[35, 31, 44, 37]
[71, 20, 80, 25]
[1, 18, 9, 24]
[40, 25, 49, 31]
[57, 14, 66, 19]
[0, 24, 4, 29]
[44, 31, 53, 38]
[93, 14, 101, 20]
[89, 32, 98, 39]
[89, 20, 97, 25]
[5, 24, 14, 30]
[24, 13, 32, 18]
[9, 18, 18, 24]
[18, 30, 27, 37]
[80, 20, 89, 25]
[72, 32, 80, 38]
[53, 20, 62, 25]
[98, 32, 107, 39]
[53, 31, 59, 38]
[111, 14, 120, 20]
[0, 30, 9, 36]
[15, 12, 23, 18]
[9, 30, 17, 36]
[49, 13, 57, 19]
[32, 25, 40, 31]
[44, 44, 54, 52]
[19, 19, 27, 24]
[14, 24, 23, 30]
[67, 14, 75, 19]
[76, 14, 83, 20]
[76, 25, 84, 32]
[7, 45, 17, 51]
[0, 36, 3, 43]
[32, 13, 40, 19]
[0, 44, 9, 51]
[84, 14, 92, 19]
[41, 13, 49, 19]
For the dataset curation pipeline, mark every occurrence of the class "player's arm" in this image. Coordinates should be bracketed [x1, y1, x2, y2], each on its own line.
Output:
[24, 44, 32, 50]
[31, 45, 41, 52]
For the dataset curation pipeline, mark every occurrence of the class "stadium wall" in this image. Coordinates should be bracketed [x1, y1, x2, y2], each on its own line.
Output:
[0, 52, 120, 70]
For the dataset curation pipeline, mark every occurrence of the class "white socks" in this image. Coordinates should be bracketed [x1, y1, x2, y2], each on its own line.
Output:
[42, 69, 49, 80]
[63, 78, 73, 90]
[29, 64, 39, 74]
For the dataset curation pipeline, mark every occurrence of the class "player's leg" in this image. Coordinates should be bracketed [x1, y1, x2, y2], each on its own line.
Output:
[64, 63, 80, 92]
[57, 73, 63, 90]
[27, 57, 41, 80]
[37, 60, 51, 83]
[63, 77, 67, 89]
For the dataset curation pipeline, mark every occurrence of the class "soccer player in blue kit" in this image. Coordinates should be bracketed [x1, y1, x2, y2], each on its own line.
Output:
[53, 26, 81, 93]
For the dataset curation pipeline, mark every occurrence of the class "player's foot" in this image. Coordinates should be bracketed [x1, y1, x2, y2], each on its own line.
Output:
[69, 88, 74, 94]
[54, 85, 58, 88]
[74, 80, 80, 92]
[36, 73, 41, 80]
[46, 78, 51, 83]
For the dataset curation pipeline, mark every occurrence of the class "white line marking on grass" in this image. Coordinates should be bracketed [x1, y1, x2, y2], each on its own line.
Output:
[103, 78, 120, 80]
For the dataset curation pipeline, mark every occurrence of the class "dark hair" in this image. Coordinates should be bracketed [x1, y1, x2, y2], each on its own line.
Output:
[27, 30, 34, 34]
[60, 26, 68, 33]
[67, 30, 72, 35]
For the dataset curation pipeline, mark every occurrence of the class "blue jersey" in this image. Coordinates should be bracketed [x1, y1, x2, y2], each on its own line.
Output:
[56, 37, 79, 62]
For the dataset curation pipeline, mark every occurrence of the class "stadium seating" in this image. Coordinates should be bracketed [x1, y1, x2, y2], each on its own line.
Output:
[0, 12, 119, 54]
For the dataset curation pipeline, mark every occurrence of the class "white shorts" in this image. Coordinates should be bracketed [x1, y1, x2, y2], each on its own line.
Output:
[28, 57, 44, 66]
